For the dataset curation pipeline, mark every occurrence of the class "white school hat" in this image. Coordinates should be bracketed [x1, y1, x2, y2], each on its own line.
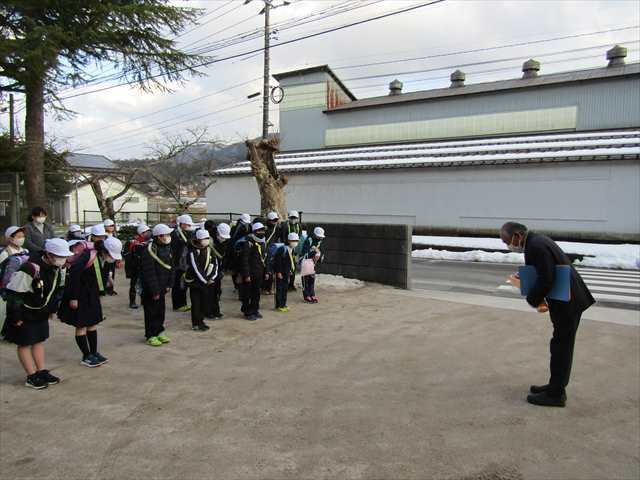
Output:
[137, 224, 151, 235]
[67, 239, 84, 248]
[4, 226, 24, 238]
[267, 211, 279, 221]
[288, 210, 299, 219]
[103, 219, 115, 227]
[68, 224, 82, 233]
[103, 236, 123, 260]
[44, 238, 73, 257]
[217, 223, 231, 239]
[239, 213, 251, 224]
[90, 224, 106, 237]
[313, 227, 325, 239]
[252, 222, 265, 232]
[196, 229, 210, 240]
[176, 214, 194, 225]
[287, 233, 299, 242]
[152, 224, 173, 236]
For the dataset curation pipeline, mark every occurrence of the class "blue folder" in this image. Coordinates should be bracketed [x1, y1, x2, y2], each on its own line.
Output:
[518, 265, 571, 302]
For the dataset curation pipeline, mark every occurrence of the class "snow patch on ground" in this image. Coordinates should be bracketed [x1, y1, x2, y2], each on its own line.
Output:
[413, 248, 526, 265]
[295, 274, 365, 291]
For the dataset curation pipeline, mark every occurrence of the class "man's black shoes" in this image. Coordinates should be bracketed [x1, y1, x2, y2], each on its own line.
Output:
[530, 384, 550, 394]
[527, 391, 566, 407]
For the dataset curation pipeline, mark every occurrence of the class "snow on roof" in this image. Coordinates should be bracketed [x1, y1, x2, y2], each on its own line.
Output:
[213, 129, 640, 175]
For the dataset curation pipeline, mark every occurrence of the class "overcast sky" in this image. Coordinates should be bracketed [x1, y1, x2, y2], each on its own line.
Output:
[2, 0, 639, 159]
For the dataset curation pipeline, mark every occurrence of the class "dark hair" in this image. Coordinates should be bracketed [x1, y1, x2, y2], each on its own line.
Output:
[31, 206, 47, 217]
[501, 222, 528, 237]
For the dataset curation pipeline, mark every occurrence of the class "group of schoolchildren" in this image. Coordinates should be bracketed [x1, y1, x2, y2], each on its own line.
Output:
[0, 209, 326, 390]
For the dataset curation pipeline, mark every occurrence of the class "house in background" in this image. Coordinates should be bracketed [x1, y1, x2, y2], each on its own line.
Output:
[63, 153, 149, 225]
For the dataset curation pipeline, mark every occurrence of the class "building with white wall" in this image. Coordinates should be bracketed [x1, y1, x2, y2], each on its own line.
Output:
[207, 47, 640, 240]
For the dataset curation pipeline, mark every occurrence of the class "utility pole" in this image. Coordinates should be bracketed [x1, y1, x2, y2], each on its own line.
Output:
[262, 2, 270, 139]
[9, 94, 15, 146]
[245, 0, 289, 140]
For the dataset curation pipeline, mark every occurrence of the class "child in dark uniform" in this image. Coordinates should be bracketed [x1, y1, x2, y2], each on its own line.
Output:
[185, 229, 220, 331]
[273, 232, 299, 312]
[300, 227, 325, 304]
[140, 224, 174, 346]
[4, 238, 72, 389]
[58, 236, 122, 367]
[204, 222, 230, 320]
[239, 222, 267, 321]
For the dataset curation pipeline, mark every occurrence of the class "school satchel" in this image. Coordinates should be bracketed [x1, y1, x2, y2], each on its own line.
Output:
[300, 258, 315, 277]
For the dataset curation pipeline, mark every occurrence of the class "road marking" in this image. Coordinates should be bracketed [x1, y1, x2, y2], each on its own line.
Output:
[577, 268, 639, 278]
[591, 293, 640, 304]
[581, 278, 640, 288]
[587, 285, 639, 294]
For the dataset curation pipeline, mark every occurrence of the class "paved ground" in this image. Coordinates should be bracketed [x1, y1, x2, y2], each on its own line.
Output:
[412, 259, 640, 310]
[1, 278, 639, 480]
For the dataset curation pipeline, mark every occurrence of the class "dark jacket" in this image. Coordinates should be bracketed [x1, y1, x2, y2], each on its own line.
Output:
[273, 245, 296, 277]
[58, 249, 104, 325]
[23, 221, 56, 253]
[211, 237, 228, 271]
[140, 241, 174, 297]
[184, 241, 220, 289]
[226, 221, 251, 270]
[170, 228, 192, 271]
[265, 222, 280, 247]
[239, 236, 266, 279]
[124, 235, 148, 278]
[279, 221, 303, 243]
[7, 252, 61, 321]
[524, 232, 595, 313]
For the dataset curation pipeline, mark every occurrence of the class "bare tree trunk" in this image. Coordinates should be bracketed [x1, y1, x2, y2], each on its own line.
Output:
[246, 137, 287, 217]
[24, 75, 47, 208]
[86, 177, 111, 219]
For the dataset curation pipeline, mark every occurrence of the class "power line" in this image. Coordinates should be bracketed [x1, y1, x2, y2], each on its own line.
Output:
[56, 0, 447, 101]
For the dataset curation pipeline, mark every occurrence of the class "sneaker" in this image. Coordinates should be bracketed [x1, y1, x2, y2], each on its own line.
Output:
[526, 391, 567, 407]
[256, 312, 263, 319]
[530, 384, 550, 394]
[157, 334, 170, 343]
[312, 296, 319, 303]
[213, 313, 224, 319]
[94, 352, 108, 365]
[304, 297, 314, 304]
[129, 303, 139, 309]
[146, 336, 163, 347]
[25, 373, 48, 390]
[246, 314, 258, 321]
[176, 305, 191, 312]
[264, 290, 273, 295]
[192, 324, 210, 331]
[81, 354, 102, 368]
[277, 307, 289, 313]
[37, 370, 60, 385]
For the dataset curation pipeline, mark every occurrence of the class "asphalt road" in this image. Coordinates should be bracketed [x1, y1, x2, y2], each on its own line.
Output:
[412, 258, 640, 310]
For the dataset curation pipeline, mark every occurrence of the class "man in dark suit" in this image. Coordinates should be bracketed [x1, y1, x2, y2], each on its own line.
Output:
[501, 222, 595, 407]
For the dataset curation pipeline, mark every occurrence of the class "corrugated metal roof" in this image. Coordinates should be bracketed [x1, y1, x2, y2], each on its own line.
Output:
[65, 152, 118, 171]
[213, 129, 640, 176]
[325, 64, 640, 113]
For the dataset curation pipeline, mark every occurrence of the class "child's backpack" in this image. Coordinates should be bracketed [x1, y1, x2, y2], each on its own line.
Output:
[294, 233, 308, 257]
[266, 243, 285, 273]
[0, 253, 31, 289]
[233, 236, 247, 256]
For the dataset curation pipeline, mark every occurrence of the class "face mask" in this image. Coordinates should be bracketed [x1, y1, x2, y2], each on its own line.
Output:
[35, 216, 46, 224]
[254, 233, 266, 243]
[507, 234, 524, 253]
[289, 218, 298, 225]
[159, 236, 172, 245]
[216, 235, 226, 243]
[12, 237, 25, 248]
[104, 255, 116, 264]
[289, 242, 299, 249]
[71, 231, 83, 239]
[200, 239, 210, 247]
[50, 256, 67, 267]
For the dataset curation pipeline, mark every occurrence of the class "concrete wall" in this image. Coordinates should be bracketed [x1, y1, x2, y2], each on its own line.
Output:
[318, 223, 412, 289]
[206, 160, 640, 240]
[278, 75, 640, 151]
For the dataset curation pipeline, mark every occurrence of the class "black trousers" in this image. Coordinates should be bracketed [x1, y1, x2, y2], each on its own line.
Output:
[105, 262, 117, 294]
[288, 270, 296, 290]
[263, 273, 274, 293]
[129, 271, 139, 305]
[548, 302, 582, 395]
[302, 274, 316, 298]
[203, 279, 221, 317]
[172, 270, 188, 310]
[275, 276, 289, 308]
[142, 292, 166, 339]
[240, 277, 263, 316]
[189, 287, 205, 327]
